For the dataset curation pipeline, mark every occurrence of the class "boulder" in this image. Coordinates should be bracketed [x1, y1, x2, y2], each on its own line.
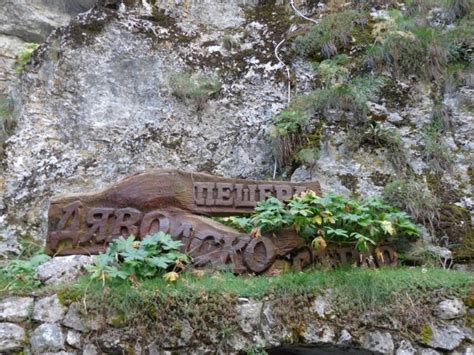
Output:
[236, 299, 262, 334]
[36, 255, 93, 285]
[0, 296, 34, 322]
[302, 324, 336, 344]
[434, 298, 466, 320]
[337, 329, 352, 345]
[63, 303, 101, 332]
[396, 340, 416, 355]
[360, 331, 395, 354]
[66, 329, 82, 348]
[0, 322, 26, 352]
[428, 325, 465, 351]
[33, 294, 66, 323]
[30, 323, 65, 353]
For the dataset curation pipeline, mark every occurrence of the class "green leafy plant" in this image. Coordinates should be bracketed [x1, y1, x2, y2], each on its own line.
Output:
[14, 43, 39, 74]
[250, 197, 292, 236]
[249, 191, 420, 252]
[293, 10, 367, 59]
[366, 12, 449, 81]
[1, 252, 51, 291]
[86, 232, 189, 283]
[215, 216, 253, 233]
[383, 179, 441, 229]
[167, 71, 222, 110]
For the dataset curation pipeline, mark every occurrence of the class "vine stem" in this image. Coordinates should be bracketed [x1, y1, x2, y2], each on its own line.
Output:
[290, 0, 319, 24]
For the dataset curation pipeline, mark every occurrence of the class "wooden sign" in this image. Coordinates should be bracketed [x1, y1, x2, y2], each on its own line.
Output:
[46, 169, 396, 273]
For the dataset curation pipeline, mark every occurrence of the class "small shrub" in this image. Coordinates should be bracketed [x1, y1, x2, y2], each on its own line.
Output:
[14, 43, 39, 74]
[250, 192, 420, 252]
[448, 0, 473, 19]
[1, 252, 51, 290]
[0, 96, 13, 116]
[383, 179, 440, 228]
[366, 9, 450, 81]
[355, 122, 407, 172]
[86, 232, 189, 283]
[313, 55, 351, 88]
[269, 109, 311, 168]
[167, 71, 222, 110]
[215, 216, 253, 233]
[423, 128, 455, 173]
[421, 105, 455, 172]
[293, 10, 367, 59]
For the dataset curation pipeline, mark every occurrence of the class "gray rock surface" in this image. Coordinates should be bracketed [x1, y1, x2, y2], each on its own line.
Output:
[428, 325, 465, 351]
[236, 299, 263, 334]
[302, 324, 336, 344]
[0, 0, 96, 42]
[337, 329, 352, 345]
[30, 323, 65, 353]
[360, 331, 395, 354]
[66, 329, 82, 348]
[0, 296, 34, 322]
[82, 344, 99, 355]
[63, 304, 86, 332]
[33, 294, 66, 323]
[396, 340, 416, 355]
[434, 298, 466, 320]
[36, 255, 93, 285]
[0, 322, 26, 352]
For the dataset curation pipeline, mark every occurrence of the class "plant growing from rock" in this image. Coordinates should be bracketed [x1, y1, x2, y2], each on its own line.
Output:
[383, 179, 441, 229]
[14, 43, 39, 74]
[249, 192, 420, 252]
[86, 232, 189, 283]
[1, 252, 51, 291]
[293, 10, 367, 59]
[167, 71, 222, 111]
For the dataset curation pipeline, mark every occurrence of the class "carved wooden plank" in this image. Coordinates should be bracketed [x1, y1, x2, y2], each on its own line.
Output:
[46, 169, 397, 273]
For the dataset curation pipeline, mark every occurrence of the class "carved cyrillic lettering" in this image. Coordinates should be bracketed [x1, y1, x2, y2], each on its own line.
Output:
[49, 201, 83, 250]
[243, 237, 276, 273]
[258, 184, 274, 201]
[140, 210, 171, 237]
[111, 208, 142, 238]
[81, 208, 115, 244]
[235, 184, 257, 207]
[275, 185, 292, 201]
[194, 182, 216, 206]
[293, 186, 307, 196]
[215, 183, 234, 206]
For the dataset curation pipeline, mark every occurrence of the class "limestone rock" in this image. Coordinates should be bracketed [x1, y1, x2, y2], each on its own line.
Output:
[360, 331, 395, 354]
[178, 320, 194, 347]
[396, 340, 416, 355]
[419, 349, 441, 355]
[36, 255, 93, 285]
[434, 298, 466, 320]
[83, 344, 100, 355]
[0, 0, 96, 42]
[0, 296, 34, 322]
[236, 299, 262, 334]
[428, 325, 465, 351]
[66, 329, 82, 348]
[63, 304, 86, 332]
[30, 323, 65, 353]
[302, 324, 336, 344]
[337, 329, 352, 345]
[291, 166, 312, 182]
[33, 294, 66, 323]
[0, 322, 26, 352]
[311, 292, 332, 319]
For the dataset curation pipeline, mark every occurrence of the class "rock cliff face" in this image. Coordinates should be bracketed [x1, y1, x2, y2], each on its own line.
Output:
[0, 0, 472, 258]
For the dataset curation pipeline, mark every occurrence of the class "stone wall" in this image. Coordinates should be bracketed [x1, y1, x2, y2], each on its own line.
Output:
[0, 289, 472, 354]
